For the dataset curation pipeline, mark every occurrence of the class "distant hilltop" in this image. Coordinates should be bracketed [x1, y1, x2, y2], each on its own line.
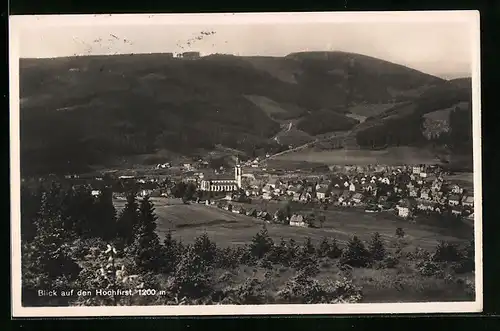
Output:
[19, 51, 472, 176]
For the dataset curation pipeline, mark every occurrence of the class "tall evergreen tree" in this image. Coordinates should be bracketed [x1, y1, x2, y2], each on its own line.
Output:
[130, 195, 164, 272]
[193, 232, 217, 265]
[70, 185, 97, 238]
[339, 236, 371, 268]
[249, 226, 274, 259]
[23, 203, 81, 306]
[369, 232, 387, 261]
[328, 238, 343, 259]
[116, 192, 140, 246]
[168, 245, 213, 300]
[163, 230, 180, 273]
[93, 187, 117, 241]
[31, 213, 81, 279]
[20, 185, 40, 243]
[317, 237, 331, 258]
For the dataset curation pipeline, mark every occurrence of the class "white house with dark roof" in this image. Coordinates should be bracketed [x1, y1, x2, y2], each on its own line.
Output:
[316, 186, 329, 200]
[352, 192, 365, 204]
[396, 198, 416, 218]
[462, 195, 474, 208]
[289, 214, 307, 227]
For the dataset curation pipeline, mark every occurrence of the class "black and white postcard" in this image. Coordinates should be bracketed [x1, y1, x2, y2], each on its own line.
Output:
[9, 11, 482, 317]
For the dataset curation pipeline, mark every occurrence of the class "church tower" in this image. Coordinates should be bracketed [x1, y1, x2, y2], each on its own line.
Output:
[234, 157, 242, 189]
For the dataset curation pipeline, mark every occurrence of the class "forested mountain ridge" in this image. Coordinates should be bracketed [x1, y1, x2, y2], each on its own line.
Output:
[19, 52, 471, 175]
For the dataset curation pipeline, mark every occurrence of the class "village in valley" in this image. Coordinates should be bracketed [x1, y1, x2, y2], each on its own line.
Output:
[25, 153, 475, 238]
[17, 15, 479, 307]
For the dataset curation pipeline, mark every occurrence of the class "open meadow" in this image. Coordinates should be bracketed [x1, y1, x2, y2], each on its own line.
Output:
[444, 172, 474, 192]
[272, 147, 442, 165]
[114, 198, 472, 250]
[121, 199, 474, 303]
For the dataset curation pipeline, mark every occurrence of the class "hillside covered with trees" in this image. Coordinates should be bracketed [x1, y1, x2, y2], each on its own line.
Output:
[20, 52, 468, 175]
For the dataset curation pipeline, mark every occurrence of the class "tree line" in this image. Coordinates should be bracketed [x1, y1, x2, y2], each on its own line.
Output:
[20, 182, 475, 306]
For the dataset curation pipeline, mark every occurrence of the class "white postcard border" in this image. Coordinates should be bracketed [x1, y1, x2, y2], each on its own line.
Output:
[9, 11, 482, 317]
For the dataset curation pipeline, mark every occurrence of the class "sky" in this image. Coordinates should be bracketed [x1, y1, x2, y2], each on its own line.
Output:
[13, 12, 478, 79]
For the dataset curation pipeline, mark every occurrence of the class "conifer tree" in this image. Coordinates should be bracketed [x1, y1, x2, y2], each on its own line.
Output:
[23, 209, 81, 305]
[20, 185, 40, 243]
[70, 185, 97, 238]
[116, 192, 140, 246]
[163, 230, 179, 273]
[339, 236, 371, 268]
[328, 238, 343, 259]
[193, 232, 217, 265]
[130, 195, 164, 272]
[168, 244, 213, 300]
[302, 237, 316, 256]
[317, 237, 331, 258]
[94, 187, 117, 241]
[395, 227, 405, 239]
[284, 238, 299, 263]
[369, 232, 387, 261]
[59, 187, 77, 237]
[249, 226, 274, 259]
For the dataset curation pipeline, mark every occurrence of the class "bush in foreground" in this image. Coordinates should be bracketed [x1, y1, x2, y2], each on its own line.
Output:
[277, 273, 363, 304]
[339, 236, 371, 268]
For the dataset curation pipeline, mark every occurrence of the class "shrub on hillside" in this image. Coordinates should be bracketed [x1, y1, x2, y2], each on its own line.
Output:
[258, 254, 274, 269]
[277, 274, 362, 304]
[193, 232, 218, 265]
[395, 227, 405, 239]
[373, 254, 399, 269]
[166, 245, 214, 300]
[70, 237, 108, 260]
[221, 277, 267, 305]
[162, 230, 182, 274]
[293, 255, 320, 278]
[416, 260, 445, 277]
[249, 227, 274, 259]
[406, 247, 431, 261]
[301, 237, 317, 256]
[432, 241, 462, 263]
[282, 239, 300, 266]
[317, 237, 342, 259]
[317, 237, 331, 258]
[339, 236, 371, 268]
[266, 238, 288, 264]
[215, 246, 240, 269]
[451, 239, 475, 274]
[73, 245, 159, 306]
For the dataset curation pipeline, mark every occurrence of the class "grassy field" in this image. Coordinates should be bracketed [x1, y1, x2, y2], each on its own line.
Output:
[110, 197, 475, 304]
[348, 103, 401, 118]
[444, 172, 475, 192]
[273, 147, 441, 165]
[114, 198, 472, 249]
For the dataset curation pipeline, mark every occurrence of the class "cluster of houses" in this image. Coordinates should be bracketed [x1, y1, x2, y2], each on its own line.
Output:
[237, 164, 474, 221]
[198, 199, 313, 228]
[50, 163, 475, 224]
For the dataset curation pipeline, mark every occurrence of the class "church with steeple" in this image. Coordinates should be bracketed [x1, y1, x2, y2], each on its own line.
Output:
[199, 158, 242, 192]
